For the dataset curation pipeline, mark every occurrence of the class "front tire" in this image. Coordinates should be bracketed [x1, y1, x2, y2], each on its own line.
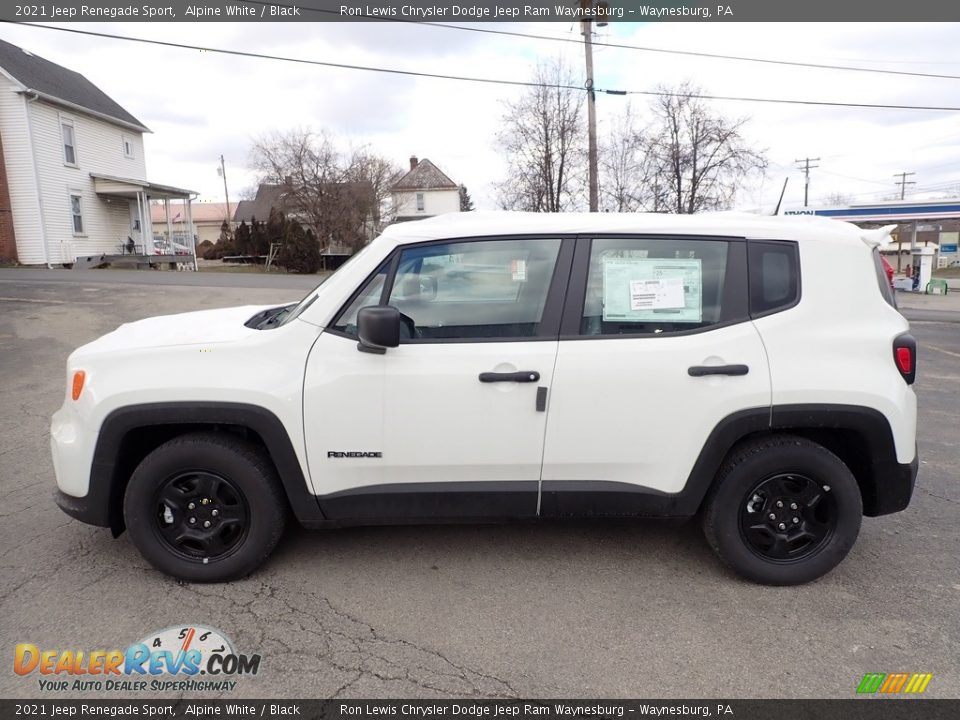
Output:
[702, 435, 862, 585]
[123, 432, 287, 582]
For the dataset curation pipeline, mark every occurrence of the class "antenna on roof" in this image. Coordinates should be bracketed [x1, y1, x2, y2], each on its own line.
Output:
[773, 177, 789, 216]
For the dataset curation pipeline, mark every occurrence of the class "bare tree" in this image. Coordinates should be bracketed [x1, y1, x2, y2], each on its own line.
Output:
[495, 59, 586, 212]
[823, 191, 853, 206]
[250, 129, 402, 251]
[344, 146, 403, 231]
[643, 82, 767, 214]
[599, 103, 664, 212]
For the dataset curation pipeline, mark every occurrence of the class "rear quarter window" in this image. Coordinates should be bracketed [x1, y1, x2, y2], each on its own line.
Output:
[872, 247, 897, 308]
[748, 241, 800, 317]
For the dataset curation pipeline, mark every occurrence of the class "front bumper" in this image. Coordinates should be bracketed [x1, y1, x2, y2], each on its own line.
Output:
[51, 403, 107, 527]
[54, 488, 110, 527]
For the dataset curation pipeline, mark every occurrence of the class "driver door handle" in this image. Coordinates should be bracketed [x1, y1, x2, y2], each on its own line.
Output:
[688, 364, 749, 377]
[479, 371, 540, 383]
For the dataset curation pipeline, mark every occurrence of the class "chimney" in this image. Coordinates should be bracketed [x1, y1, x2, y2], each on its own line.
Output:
[409, 156, 419, 171]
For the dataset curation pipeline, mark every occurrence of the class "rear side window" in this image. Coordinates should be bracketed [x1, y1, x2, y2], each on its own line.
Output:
[748, 241, 800, 317]
[580, 237, 738, 336]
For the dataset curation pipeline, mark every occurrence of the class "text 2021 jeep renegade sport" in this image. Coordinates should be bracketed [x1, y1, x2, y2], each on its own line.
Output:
[51, 212, 918, 585]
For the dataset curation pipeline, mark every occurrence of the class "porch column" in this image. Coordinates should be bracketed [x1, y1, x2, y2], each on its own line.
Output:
[142, 193, 154, 252]
[136, 191, 150, 255]
[186, 196, 197, 271]
[164, 198, 172, 252]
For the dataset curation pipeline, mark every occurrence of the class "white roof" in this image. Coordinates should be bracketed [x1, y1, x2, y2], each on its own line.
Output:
[380, 211, 880, 248]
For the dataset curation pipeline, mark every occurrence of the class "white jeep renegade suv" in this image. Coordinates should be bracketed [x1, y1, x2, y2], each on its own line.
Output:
[51, 212, 918, 585]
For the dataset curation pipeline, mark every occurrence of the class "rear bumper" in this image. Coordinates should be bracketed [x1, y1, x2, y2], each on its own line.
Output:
[864, 447, 919, 517]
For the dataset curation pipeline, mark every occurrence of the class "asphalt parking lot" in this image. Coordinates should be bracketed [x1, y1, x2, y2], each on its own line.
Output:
[0, 268, 957, 700]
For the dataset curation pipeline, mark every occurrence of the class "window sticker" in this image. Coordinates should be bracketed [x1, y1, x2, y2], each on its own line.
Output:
[630, 277, 685, 310]
[602, 257, 702, 323]
[511, 258, 527, 281]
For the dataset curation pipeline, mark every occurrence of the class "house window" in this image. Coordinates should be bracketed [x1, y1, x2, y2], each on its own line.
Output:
[122, 135, 134, 159]
[69, 194, 84, 234]
[61, 119, 77, 166]
[416, 193, 425, 212]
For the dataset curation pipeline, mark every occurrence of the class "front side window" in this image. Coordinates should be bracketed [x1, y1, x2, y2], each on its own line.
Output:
[70, 194, 84, 234]
[387, 238, 561, 340]
[62, 121, 77, 165]
[581, 237, 733, 336]
[332, 238, 562, 341]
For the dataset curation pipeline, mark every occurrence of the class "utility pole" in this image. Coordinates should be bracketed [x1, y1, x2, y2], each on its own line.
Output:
[217, 154, 232, 226]
[894, 171, 916, 200]
[580, 0, 599, 212]
[794, 157, 820, 207]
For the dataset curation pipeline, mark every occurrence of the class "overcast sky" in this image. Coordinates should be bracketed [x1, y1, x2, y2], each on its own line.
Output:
[2, 21, 959, 212]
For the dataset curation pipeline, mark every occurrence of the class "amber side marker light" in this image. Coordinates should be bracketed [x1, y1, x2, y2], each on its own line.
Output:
[71, 371, 86, 401]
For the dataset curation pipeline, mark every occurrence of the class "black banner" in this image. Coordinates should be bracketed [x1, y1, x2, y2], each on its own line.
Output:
[3, 699, 960, 720]
[4, 0, 960, 23]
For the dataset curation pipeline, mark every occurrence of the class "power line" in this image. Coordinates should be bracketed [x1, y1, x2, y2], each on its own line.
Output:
[8, 22, 960, 113]
[237, 1, 960, 83]
[420, 24, 960, 82]
[618, 88, 960, 112]
[4, 22, 574, 91]
[815, 168, 892, 186]
[841, 179, 958, 200]
[767, 131, 960, 171]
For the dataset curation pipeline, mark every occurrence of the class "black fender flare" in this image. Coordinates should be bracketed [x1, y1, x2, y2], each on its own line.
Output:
[57, 402, 326, 534]
[682, 403, 914, 517]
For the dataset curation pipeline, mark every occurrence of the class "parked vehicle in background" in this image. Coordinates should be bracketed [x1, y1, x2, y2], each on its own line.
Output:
[881, 255, 895, 288]
[51, 212, 918, 586]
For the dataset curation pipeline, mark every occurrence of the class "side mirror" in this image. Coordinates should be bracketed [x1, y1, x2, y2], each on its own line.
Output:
[357, 306, 400, 354]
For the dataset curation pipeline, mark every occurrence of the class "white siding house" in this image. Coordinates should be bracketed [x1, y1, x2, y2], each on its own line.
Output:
[391, 156, 460, 223]
[0, 39, 196, 266]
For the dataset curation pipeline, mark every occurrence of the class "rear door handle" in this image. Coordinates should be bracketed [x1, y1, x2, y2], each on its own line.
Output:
[479, 371, 540, 383]
[688, 364, 749, 377]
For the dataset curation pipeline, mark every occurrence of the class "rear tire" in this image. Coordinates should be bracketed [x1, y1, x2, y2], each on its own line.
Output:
[123, 432, 287, 582]
[702, 434, 862, 585]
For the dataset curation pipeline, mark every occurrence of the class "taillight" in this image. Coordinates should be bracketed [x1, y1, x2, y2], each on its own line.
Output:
[893, 333, 917, 385]
[895, 347, 912, 374]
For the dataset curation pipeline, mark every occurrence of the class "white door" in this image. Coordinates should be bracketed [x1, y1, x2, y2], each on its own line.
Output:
[303, 237, 568, 521]
[541, 236, 771, 515]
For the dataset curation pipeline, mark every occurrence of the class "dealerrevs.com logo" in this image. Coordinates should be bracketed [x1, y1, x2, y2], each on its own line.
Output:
[14, 625, 261, 693]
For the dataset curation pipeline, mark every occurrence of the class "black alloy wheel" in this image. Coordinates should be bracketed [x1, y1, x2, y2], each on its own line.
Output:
[124, 432, 287, 582]
[739, 472, 837, 562]
[153, 471, 250, 561]
[701, 434, 862, 585]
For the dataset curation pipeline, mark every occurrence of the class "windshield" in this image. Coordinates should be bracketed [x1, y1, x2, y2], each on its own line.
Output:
[278, 242, 376, 327]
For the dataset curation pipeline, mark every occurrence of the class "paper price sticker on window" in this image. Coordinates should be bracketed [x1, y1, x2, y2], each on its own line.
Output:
[601, 256, 703, 323]
[630, 277, 685, 311]
[511, 259, 527, 281]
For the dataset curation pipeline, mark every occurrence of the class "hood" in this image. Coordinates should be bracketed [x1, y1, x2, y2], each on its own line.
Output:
[75, 304, 277, 356]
